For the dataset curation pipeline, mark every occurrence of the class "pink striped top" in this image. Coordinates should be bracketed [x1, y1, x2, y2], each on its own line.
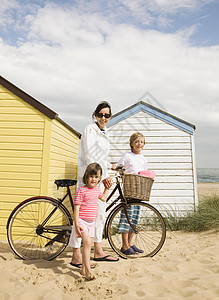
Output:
[74, 186, 103, 220]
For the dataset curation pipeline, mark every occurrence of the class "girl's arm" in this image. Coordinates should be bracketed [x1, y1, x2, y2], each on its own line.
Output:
[73, 204, 82, 238]
[99, 187, 109, 202]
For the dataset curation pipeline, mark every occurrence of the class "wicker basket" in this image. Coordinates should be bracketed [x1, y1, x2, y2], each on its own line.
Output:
[123, 173, 154, 201]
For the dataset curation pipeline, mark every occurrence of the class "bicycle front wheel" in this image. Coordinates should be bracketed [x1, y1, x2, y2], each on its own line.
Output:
[107, 201, 166, 259]
[7, 197, 72, 260]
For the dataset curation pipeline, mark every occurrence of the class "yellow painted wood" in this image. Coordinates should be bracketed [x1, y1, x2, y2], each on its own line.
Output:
[51, 122, 78, 143]
[50, 146, 78, 159]
[51, 132, 78, 147]
[0, 165, 41, 172]
[0, 121, 45, 128]
[1, 143, 43, 150]
[0, 150, 42, 158]
[40, 117, 52, 196]
[0, 186, 40, 195]
[51, 138, 78, 153]
[0, 136, 44, 143]
[0, 194, 30, 203]
[0, 115, 44, 121]
[0, 87, 18, 99]
[0, 172, 41, 180]
[0, 157, 42, 165]
[49, 158, 78, 167]
[1, 107, 40, 114]
[47, 119, 79, 198]
[0, 99, 28, 105]
[0, 83, 80, 240]
[0, 179, 41, 188]
[0, 128, 44, 136]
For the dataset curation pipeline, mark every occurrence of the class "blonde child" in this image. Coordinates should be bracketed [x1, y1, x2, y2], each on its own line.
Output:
[70, 163, 109, 280]
[116, 132, 155, 255]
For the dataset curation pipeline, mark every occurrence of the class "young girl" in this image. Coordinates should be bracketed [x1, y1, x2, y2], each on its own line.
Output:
[71, 163, 109, 280]
[116, 132, 155, 255]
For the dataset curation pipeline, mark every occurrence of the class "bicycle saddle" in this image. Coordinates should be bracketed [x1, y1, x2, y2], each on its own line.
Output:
[54, 179, 77, 188]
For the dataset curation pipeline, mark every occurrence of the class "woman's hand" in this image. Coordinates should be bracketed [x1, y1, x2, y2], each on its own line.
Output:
[102, 177, 113, 189]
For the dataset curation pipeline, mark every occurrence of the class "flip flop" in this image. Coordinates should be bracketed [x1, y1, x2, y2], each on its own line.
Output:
[93, 255, 119, 262]
[70, 262, 96, 269]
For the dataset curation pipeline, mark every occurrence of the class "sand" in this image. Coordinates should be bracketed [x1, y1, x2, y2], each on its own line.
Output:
[197, 182, 219, 198]
[1, 183, 219, 300]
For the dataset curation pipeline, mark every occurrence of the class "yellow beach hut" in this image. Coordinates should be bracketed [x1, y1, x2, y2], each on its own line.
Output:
[0, 75, 81, 239]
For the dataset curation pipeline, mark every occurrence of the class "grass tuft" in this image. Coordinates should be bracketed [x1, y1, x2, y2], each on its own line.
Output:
[164, 194, 219, 232]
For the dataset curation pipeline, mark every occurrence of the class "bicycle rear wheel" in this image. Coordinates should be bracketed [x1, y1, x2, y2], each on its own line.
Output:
[7, 197, 72, 260]
[107, 201, 166, 259]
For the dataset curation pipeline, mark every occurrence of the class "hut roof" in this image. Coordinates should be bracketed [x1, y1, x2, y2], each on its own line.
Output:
[108, 101, 196, 134]
[0, 75, 81, 137]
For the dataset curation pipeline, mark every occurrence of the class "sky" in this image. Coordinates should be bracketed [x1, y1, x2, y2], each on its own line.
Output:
[0, 0, 219, 168]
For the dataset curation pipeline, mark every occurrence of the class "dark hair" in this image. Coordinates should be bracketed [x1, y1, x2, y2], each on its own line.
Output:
[82, 163, 103, 185]
[92, 101, 112, 120]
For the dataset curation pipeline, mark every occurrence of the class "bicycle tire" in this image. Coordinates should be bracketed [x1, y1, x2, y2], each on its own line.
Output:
[107, 200, 166, 259]
[7, 197, 73, 260]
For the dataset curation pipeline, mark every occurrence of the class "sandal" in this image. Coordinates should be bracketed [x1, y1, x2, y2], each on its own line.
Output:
[70, 262, 96, 269]
[121, 247, 136, 255]
[131, 245, 144, 253]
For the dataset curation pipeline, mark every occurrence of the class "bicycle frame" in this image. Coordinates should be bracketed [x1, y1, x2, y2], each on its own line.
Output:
[42, 184, 75, 234]
[104, 173, 138, 237]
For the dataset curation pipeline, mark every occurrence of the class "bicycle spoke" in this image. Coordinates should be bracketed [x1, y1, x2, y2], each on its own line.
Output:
[107, 201, 166, 259]
[7, 198, 72, 260]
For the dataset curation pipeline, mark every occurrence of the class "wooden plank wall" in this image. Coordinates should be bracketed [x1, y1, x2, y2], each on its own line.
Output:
[108, 111, 196, 216]
[0, 85, 45, 239]
[48, 119, 79, 215]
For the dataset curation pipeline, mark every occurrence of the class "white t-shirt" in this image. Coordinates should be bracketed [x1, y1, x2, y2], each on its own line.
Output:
[118, 151, 147, 174]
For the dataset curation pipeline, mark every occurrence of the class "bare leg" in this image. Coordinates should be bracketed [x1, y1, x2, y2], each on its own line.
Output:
[81, 232, 95, 280]
[121, 233, 130, 250]
[71, 248, 82, 265]
[128, 232, 134, 247]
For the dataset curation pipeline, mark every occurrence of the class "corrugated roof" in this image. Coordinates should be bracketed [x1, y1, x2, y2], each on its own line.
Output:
[108, 101, 196, 134]
[0, 75, 81, 137]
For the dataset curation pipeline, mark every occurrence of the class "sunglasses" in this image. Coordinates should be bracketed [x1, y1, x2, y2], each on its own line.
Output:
[96, 113, 111, 119]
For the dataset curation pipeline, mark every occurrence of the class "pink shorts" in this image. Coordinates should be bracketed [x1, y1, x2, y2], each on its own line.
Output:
[78, 218, 95, 237]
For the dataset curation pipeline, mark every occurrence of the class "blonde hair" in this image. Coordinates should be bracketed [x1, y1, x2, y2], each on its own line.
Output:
[129, 132, 145, 151]
[83, 163, 102, 185]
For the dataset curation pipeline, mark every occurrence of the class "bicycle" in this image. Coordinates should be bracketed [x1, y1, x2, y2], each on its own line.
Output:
[7, 167, 166, 260]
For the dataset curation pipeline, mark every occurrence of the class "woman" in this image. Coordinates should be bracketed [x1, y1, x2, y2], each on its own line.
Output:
[69, 101, 119, 267]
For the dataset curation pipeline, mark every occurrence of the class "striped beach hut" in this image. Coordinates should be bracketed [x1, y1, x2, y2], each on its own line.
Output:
[0, 75, 81, 239]
[107, 100, 197, 216]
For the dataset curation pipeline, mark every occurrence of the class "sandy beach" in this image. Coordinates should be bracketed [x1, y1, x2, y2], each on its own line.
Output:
[1, 183, 219, 300]
[197, 182, 219, 198]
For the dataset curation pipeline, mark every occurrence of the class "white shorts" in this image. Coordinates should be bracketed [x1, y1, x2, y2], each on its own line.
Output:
[68, 200, 106, 248]
[68, 219, 95, 247]
[79, 218, 95, 237]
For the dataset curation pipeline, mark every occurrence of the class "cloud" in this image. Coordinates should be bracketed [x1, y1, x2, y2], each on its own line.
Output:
[0, 1, 218, 167]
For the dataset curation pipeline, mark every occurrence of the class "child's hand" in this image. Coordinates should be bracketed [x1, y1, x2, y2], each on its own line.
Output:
[75, 225, 83, 238]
